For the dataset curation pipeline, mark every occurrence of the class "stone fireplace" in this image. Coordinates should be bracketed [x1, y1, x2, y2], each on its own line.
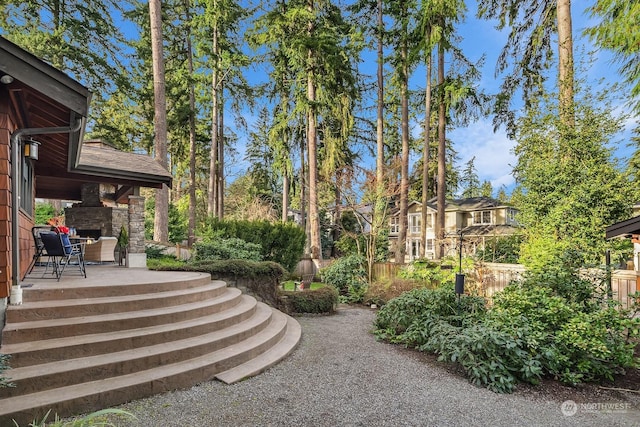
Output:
[64, 183, 128, 239]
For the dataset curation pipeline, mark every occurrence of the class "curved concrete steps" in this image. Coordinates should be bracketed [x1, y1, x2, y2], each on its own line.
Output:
[0, 269, 300, 426]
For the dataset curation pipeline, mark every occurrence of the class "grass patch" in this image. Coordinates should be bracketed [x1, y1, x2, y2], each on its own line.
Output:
[281, 281, 325, 291]
[146, 256, 186, 269]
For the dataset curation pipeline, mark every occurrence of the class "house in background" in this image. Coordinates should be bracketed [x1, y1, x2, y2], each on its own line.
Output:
[389, 196, 520, 262]
[0, 36, 171, 304]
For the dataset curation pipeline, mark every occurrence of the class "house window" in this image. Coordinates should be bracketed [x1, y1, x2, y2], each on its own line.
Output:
[409, 240, 421, 260]
[409, 214, 421, 234]
[506, 208, 517, 225]
[20, 155, 34, 216]
[426, 239, 434, 251]
[473, 210, 492, 225]
[390, 216, 399, 234]
[426, 213, 434, 229]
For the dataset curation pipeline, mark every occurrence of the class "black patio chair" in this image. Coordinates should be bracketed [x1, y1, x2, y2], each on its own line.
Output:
[39, 231, 86, 281]
[24, 225, 54, 279]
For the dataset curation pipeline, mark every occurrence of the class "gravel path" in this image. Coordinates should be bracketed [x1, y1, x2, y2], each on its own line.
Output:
[102, 306, 640, 427]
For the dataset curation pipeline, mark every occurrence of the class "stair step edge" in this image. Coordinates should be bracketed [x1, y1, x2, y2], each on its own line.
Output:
[3, 302, 274, 385]
[4, 287, 243, 331]
[0, 309, 294, 421]
[1, 294, 258, 357]
[216, 314, 302, 384]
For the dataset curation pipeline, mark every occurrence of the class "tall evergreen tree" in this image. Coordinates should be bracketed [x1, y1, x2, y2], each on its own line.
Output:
[386, 0, 417, 263]
[460, 156, 480, 198]
[478, 0, 576, 133]
[513, 91, 631, 268]
[0, 0, 129, 96]
[149, 0, 169, 242]
[251, 0, 358, 260]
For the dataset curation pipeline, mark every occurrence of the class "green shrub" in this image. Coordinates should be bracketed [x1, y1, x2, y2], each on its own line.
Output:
[422, 319, 543, 393]
[145, 244, 165, 259]
[165, 259, 285, 281]
[279, 286, 338, 314]
[193, 236, 262, 262]
[320, 255, 367, 303]
[0, 353, 12, 389]
[153, 259, 286, 309]
[398, 256, 474, 287]
[146, 256, 184, 269]
[489, 282, 640, 386]
[375, 268, 640, 393]
[200, 218, 305, 271]
[374, 286, 486, 345]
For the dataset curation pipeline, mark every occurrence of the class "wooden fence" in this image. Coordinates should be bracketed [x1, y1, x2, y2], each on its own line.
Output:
[372, 262, 402, 281]
[372, 261, 638, 309]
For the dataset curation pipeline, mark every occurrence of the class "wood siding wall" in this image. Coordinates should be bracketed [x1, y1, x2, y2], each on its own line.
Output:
[0, 99, 13, 297]
[0, 92, 35, 298]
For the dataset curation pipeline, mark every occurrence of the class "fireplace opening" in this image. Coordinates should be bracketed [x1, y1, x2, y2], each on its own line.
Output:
[76, 229, 101, 240]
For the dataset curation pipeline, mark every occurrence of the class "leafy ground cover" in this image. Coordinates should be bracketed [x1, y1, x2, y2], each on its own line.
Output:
[374, 268, 640, 393]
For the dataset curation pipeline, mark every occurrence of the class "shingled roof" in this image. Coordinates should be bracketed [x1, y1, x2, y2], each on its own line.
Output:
[73, 140, 172, 188]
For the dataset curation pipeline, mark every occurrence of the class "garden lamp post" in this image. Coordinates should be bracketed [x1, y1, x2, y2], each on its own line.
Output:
[455, 229, 465, 295]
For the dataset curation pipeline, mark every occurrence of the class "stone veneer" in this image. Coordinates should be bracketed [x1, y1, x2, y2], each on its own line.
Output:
[127, 195, 146, 267]
[64, 206, 128, 239]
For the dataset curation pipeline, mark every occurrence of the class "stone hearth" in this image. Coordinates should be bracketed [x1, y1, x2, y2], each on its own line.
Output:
[64, 183, 127, 239]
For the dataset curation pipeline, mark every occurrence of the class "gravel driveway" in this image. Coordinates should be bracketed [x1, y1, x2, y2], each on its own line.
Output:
[103, 306, 640, 427]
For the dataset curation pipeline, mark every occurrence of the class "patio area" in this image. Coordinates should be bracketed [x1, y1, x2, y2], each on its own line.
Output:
[21, 263, 191, 292]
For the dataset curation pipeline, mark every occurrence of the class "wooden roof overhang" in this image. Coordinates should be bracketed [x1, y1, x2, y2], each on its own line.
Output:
[606, 216, 640, 239]
[0, 36, 172, 202]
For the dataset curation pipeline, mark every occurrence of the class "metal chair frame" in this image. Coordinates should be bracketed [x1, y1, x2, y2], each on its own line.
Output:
[39, 231, 86, 281]
[24, 225, 55, 279]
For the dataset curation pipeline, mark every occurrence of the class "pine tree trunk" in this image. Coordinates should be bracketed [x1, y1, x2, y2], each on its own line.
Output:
[557, 0, 574, 127]
[282, 171, 289, 223]
[300, 133, 308, 253]
[421, 40, 432, 258]
[217, 83, 225, 219]
[397, 28, 409, 264]
[208, 24, 219, 217]
[185, 0, 197, 247]
[436, 39, 446, 259]
[150, 0, 168, 243]
[375, 0, 384, 187]
[307, 0, 322, 260]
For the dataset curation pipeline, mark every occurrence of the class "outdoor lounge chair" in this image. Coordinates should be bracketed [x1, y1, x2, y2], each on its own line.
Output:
[83, 236, 118, 263]
[39, 231, 86, 280]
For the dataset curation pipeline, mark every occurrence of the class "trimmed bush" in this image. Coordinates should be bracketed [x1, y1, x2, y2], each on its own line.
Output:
[201, 218, 305, 271]
[152, 259, 286, 308]
[193, 236, 262, 262]
[279, 287, 339, 314]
